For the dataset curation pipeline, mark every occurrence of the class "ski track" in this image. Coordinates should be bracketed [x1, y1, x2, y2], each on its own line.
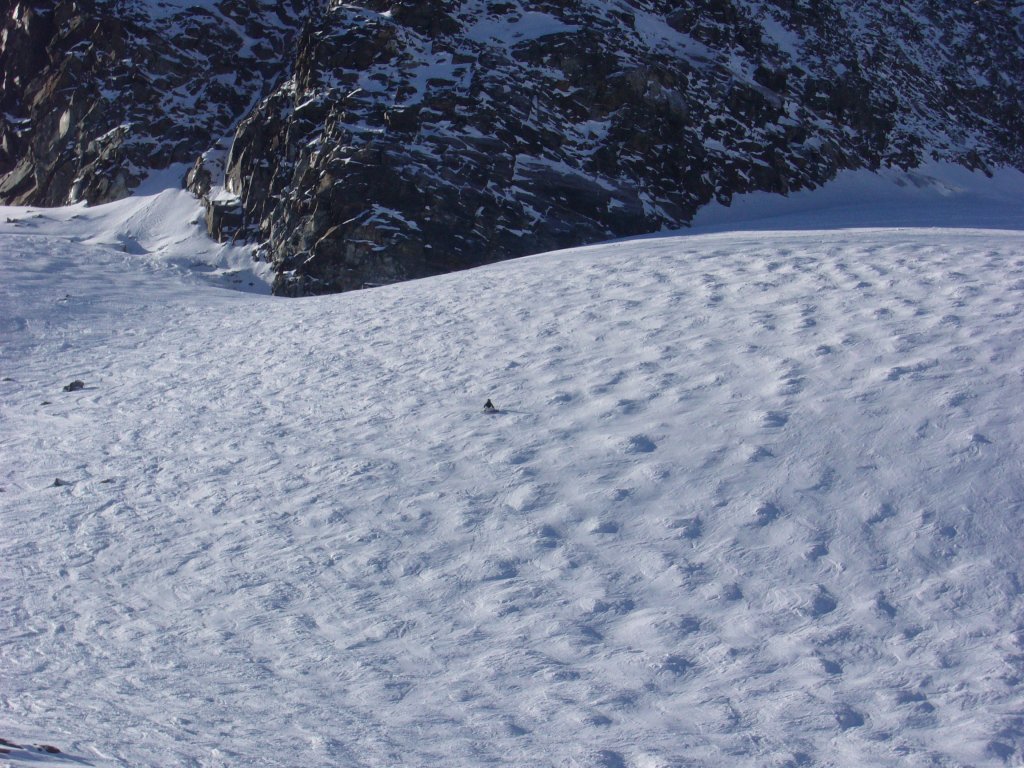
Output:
[2, 220, 1024, 767]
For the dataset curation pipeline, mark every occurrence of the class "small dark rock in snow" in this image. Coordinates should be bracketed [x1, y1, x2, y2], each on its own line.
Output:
[809, 587, 838, 617]
[754, 501, 782, 527]
[722, 583, 743, 601]
[834, 705, 865, 730]
[38, 744, 62, 754]
[63, 380, 85, 392]
[52, 478, 72, 487]
[985, 740, 1015, 761]
[658, 654, 693, 676]
[625, 434, 657, 453]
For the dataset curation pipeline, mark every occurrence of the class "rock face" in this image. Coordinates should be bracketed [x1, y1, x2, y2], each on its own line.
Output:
[0, 0, 312, 205]
[3, 1, 1023, 294]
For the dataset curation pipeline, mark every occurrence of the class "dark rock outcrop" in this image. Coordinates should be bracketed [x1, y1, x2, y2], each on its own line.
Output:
[0, 0, 312, 206]
[223, 0, 1024, 295]
[2, 1, 1023, 294]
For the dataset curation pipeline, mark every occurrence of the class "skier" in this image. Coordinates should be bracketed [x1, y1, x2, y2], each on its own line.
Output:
[483, 398, 497, 413]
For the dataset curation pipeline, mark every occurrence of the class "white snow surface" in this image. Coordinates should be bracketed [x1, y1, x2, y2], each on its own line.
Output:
[2, 168, 1024, 767]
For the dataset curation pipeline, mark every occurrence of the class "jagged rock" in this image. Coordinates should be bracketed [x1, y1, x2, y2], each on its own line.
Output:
[2, 1, 1023, 294]
[185, 155, 214, 199]
[0, 0, 313, 205]
[62, 380, 85, 392]
[204, 197, 245, 243]
[222, 0, 1024, 294]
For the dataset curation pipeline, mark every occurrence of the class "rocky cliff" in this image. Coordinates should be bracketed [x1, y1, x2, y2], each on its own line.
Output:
[0, 0, 311, 205]
[3, 1, 1022, 294]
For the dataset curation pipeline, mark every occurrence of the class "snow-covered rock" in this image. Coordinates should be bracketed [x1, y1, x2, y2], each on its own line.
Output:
[0, 0, 312, 205]
[2, 1, 1023, 294]
[235, 0, 1024, 294]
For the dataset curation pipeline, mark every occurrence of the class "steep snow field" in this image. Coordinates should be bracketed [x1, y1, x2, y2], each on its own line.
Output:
[2, 168, 1024, 767]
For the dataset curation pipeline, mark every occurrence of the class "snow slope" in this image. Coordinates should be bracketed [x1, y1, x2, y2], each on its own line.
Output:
[2, 170, 1024, 767]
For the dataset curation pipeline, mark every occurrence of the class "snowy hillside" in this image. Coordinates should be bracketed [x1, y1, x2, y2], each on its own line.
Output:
[2, 168, 1024, 767]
